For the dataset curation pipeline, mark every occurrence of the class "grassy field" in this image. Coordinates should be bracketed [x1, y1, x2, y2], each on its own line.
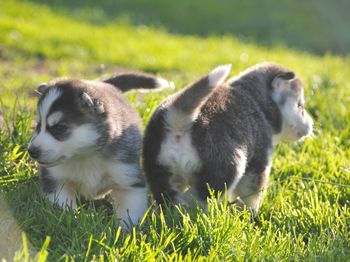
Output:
[0, 0, 349, 261]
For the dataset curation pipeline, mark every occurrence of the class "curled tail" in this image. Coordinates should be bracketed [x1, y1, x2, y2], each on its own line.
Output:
[103, 72, 173, 92]
[166, 64, 231, 131]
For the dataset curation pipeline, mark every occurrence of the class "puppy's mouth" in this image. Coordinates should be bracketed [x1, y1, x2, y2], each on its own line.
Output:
[37, 156, 66, 167]
[295, 124, 313, 140]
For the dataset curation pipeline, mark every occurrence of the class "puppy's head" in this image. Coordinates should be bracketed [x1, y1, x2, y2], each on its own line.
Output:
[271, 71, 313, 143]
[28, 80, 105, 167]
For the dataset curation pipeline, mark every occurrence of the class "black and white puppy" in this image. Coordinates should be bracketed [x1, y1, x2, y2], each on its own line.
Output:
[143, 63, 313, 213]
[28, 72, 171, 225]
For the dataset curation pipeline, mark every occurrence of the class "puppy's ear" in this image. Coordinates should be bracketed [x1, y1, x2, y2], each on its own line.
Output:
[279, 71, 295, 81]
[272, 71, 295, 90]
[36, 83, 49, 95]
[271, 72, 296, 104]
[79, 92, 105, 114]
[80, 92, 94, 107]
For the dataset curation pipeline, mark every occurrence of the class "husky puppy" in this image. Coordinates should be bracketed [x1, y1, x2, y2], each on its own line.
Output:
[28, 72, 170, 225]
[143, 63, 313, 213]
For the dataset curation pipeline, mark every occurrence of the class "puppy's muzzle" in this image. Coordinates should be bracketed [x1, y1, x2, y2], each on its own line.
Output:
[28, 146, 41, 160]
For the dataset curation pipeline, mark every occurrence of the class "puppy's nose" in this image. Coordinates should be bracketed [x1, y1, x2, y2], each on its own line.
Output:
[28, 146, 41, 159]
[297, 124, 313, 138]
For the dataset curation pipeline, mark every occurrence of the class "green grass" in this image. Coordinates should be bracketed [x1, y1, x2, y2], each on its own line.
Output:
[0, 0, 349, 261]
[21, 0, 350, 55]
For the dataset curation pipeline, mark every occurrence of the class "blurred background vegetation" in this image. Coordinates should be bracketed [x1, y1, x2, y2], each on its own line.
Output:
[30, 0, 350, 55]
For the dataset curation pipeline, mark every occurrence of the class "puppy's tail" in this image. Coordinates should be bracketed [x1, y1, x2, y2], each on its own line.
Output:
[103, 72, 174, 92]
[166, 64, 231, 131]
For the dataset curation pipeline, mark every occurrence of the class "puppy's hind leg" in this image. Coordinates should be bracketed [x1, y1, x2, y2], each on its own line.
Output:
[232, 165, 271, 214]
[110, 185, 148, 226]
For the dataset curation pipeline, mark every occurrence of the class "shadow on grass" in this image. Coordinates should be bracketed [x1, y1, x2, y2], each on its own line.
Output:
[28, 0, 350, 55]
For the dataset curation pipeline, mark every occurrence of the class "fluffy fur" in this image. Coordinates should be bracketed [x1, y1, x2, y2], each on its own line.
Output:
[0, 194, 30, 260]
[143, 62, 313, 212]
[29, 72, 171, 226]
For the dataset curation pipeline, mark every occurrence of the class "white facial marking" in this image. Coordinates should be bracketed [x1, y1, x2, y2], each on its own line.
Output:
[279, 96, 313, 141]
[61, 124, 100, 155]
[30, 88, 61, 145]
[30, 88, 62, 148]
[285, 102, 312, 140]
[39, 88, 62, 121]
[271, 77, 313, 143]
[47, 111, 63, 126]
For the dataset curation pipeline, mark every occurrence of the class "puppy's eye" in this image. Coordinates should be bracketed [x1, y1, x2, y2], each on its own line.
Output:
[297, 101, 304, 109]
[49, 123, 69, 139]
[52, 123, 68, 133]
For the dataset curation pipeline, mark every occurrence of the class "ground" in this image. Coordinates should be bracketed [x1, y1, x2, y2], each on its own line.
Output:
[0, 0, 349, 261]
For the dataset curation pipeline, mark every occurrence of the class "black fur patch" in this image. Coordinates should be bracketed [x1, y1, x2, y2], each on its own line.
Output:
[104, 124, 141, 162]
[47, 122, 71, 141]
[39, 167, 57, 194]
[142, 108, 178, 204]
[130, 180, 146, 188]
[103, 72, 161, 92]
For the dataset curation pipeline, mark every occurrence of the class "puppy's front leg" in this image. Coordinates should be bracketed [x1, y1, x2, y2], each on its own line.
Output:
[46, 183, 77, 209]
[110, 186, 148, 226]
[40, 167, 77, 209]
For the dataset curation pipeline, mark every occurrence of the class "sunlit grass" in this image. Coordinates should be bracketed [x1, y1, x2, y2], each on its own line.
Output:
[0, 0, 349, 261]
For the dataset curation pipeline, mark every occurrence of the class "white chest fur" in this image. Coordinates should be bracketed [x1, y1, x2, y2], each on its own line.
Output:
[157, 131, 202, 191]
[49, 155, 113, 198]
